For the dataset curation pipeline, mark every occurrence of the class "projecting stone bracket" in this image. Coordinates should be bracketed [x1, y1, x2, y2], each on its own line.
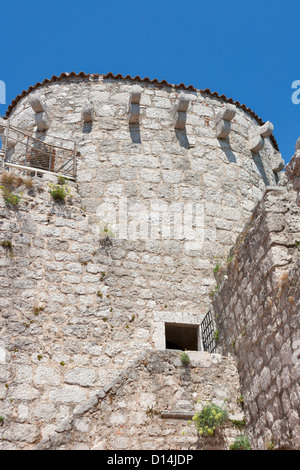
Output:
[270, 150, 285, 173]
[29, 97, 49, 131]
[215, 104, 236, 139]
[249, 121, 274, 153]
[173, 94, 190, 130]
[82, 105, 94, 123]
[128, 86, 143, 125]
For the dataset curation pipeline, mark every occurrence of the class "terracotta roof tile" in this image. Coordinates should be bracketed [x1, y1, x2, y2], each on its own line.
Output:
[4, 72, 279, 150]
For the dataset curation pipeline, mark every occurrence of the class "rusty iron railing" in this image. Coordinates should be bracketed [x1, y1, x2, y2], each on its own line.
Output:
[0, 117, 77, 180]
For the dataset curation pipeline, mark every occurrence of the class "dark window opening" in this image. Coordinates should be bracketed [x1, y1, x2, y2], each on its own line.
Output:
[165, 323, 199, 351]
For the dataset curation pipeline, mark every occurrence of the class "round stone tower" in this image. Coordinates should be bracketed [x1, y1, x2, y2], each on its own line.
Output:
[0, 72, 284, 448]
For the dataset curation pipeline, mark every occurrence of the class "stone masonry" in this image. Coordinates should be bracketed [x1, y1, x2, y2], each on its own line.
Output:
[0, 72, 290, 449]
[212, 180, 300, 449]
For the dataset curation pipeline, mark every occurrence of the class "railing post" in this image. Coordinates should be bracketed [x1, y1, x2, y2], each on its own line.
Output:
[73, 142, 77, 180]
[4, 120, 10, 163]
[24, 136, 30, 165]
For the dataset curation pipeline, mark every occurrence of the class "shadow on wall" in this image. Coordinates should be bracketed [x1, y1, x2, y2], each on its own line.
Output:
[175, 129, 190, 149]
[253, 153, 270, 186]
[218, 139, 237, 164]
[83, 122, 93, 134]
[129, 124, 141, 144]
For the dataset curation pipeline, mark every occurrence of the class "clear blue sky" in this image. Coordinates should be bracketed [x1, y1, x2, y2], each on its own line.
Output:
[1, 0, 299, 164]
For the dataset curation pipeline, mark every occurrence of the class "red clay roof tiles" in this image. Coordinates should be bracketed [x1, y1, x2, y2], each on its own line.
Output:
[4, 72, 279, 151]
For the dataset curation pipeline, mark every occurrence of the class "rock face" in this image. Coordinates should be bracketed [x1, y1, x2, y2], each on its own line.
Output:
[212, 186, 300, 450]
[286, 139, 300, 206]
[0, 73, 286, 449]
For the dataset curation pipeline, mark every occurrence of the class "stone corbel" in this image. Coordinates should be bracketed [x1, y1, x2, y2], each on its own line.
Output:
[29, 96, 49, 131]
[82, 105, 94, 123]
[128, 86, 143, 125]
[249, 121, 274, 153]
[270, 150, 285, 173]
[174, 94, 190, 130]
[215, 104, 236, 139]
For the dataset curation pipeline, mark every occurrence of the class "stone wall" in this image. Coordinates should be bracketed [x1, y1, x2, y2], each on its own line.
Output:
[212, 183, 300, 450]
[3, 74, 282, 320]
[0, 171, 243, 450]
[0, 73, 285, 449]
[33, 350, 243, 451]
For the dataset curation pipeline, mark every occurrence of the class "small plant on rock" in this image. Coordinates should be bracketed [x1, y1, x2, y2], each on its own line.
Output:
[0, 186, 22, 206]
[214, 329, 219, 344]
[1, 240, 12, 250]
[48, 178, 72, 201]
[192, 402, 227, 437]
[213, 261, 222, 275]
[230, 434, 251, 450]
[180, 350, 190, 366]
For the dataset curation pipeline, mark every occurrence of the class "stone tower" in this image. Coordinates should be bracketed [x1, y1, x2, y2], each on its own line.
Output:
[0, 72, 287, 450]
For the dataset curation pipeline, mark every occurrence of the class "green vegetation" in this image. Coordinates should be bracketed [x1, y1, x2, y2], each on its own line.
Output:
[230, 434, 251, 450]
[48, 177, 72, 201]
[192, 402, 227, 437]
[180, 350, 190, 366]
[236, 395, 244, 408]
[266, 438, 275, 450]
[213, 261, 222, 275]
[33, 306, 43, 316]
[227, 254, 234, 264]
[231, 418, 246, 430]
[0, 186, 22, 206]
[214, 329, 219, 344]
[208, 285, 220, 298]
[0, 240, 12, 250]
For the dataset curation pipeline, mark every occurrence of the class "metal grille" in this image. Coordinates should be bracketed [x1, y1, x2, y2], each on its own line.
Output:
[0, 118, 77, 180]
[201, 310, 217, 353]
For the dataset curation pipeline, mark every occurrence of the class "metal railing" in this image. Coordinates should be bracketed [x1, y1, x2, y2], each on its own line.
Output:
[0, 117, 77, 180]
[201, 310, 217, 353]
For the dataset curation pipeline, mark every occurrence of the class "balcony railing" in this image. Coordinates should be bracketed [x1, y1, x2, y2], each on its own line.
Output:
[0, 117, 77, 180]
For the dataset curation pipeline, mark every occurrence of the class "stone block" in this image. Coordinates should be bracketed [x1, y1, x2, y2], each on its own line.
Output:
[174, 94, 190, 130]
[81, 105, 94, 122]
[35, 111, 49, 131]
[64, 367, 96, 387]
[34, 366, 61, 386]
[249, 134, 264, 153]
[49, 385, 87, 404]
[29, 97, 44, 113]
[215, 103, 236, 124]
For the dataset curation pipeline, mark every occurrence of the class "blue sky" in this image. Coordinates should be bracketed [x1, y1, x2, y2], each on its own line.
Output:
[1, 0, 299, 163]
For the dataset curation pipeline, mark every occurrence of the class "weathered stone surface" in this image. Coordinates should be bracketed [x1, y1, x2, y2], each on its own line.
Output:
[33, 350, 243, 450]
[0, 74, 284, 450]
[213, 186, 300, 450]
